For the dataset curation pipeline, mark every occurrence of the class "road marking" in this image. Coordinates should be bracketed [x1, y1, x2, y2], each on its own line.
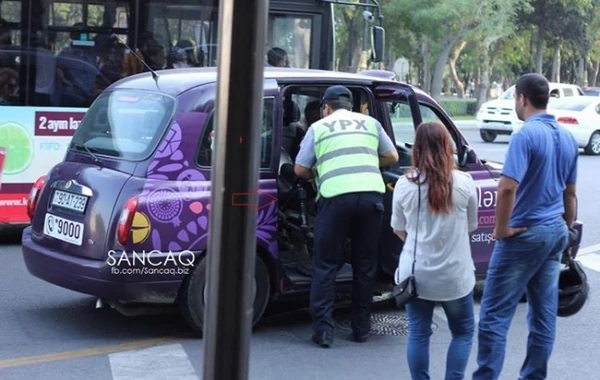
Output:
[577, 243, 600, 257]
[109, 343, 198, 380]
[0, 336, 186, 370]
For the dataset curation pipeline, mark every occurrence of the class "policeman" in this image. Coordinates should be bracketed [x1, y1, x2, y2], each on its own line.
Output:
[294, 85, 399, 348]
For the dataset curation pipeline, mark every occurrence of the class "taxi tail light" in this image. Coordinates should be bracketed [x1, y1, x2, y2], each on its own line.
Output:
[117, 196, 139, 246]
[27, 176, 46, 220]
[557, 116, 578, 125]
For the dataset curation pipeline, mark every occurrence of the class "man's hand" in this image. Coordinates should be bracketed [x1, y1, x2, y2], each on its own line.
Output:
[493, 226, 527, 239]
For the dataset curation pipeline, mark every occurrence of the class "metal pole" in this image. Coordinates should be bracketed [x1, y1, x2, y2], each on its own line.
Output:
[203, 0, 269, 379]
[362, 0, 368, 52]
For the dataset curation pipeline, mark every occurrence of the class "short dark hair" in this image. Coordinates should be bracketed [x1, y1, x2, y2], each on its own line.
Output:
[515, 73, 550, 109]
[325, 99, 352, 111]
[267, 47, 288, 66]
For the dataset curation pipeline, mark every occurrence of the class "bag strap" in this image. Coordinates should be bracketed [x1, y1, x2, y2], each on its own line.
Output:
[410, 171, 421, 276]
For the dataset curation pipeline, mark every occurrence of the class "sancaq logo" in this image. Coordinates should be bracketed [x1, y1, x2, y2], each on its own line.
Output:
[107, 250, 195, 276]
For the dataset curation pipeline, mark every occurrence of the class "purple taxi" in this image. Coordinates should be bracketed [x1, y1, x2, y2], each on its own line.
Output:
[21, 67, 584, 333]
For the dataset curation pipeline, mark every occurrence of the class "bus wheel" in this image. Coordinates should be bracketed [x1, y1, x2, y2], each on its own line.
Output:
[179, 254, 271, 336]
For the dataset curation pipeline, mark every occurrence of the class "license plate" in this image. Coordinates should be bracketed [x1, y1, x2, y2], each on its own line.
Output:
[52, 190, 88, 213]
[43, 213, 84, 246]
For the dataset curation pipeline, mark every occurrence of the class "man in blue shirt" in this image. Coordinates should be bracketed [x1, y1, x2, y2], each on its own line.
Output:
[473, 73, 579, 380]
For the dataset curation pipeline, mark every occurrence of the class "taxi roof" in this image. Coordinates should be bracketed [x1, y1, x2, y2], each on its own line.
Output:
[111, 66, 426, 98]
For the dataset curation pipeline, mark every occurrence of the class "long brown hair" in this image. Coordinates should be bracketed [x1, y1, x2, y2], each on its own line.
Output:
[409, 121, 455, 214]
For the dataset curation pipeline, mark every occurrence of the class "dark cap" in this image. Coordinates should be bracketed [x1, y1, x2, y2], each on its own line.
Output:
[322, 85, 353, 105]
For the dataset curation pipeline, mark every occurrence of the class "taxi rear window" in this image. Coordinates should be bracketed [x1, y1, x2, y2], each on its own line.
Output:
[69, 90, 176, 161]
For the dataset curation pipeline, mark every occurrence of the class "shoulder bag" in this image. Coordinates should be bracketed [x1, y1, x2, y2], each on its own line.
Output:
[392, 172, 421, 308]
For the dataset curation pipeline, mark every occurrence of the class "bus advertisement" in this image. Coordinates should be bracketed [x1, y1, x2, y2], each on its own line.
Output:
[0, 0, 384, 225]
[0, 146, 5, 190]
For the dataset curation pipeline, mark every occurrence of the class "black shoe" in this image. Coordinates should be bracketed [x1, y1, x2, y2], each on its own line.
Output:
[352, 331, 370, 343]
[311, 331, 333, 348]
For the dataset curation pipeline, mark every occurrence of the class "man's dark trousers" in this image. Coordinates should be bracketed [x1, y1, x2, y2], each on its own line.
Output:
[310, 191, 384, 337]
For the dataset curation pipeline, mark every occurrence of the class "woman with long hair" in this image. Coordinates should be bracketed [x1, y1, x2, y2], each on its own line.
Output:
[391, 121, 479, 379]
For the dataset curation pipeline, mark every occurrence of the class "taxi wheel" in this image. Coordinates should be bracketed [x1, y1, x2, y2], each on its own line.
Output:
[480, 130, 497, 143]
[179, 254, 271, 337]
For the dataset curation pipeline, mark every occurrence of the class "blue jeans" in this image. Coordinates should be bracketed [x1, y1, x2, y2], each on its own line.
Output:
[406, 291, 475, 380]
[473, 218, 569, 380]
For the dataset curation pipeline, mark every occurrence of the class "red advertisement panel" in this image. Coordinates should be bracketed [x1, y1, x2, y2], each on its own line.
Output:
[0, 147, 5, 191]
[34, 111, 86, 136]
[0, 192, 29, 224]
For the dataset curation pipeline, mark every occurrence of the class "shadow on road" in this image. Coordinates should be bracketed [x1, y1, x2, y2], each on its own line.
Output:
[0, 225, 25, 245]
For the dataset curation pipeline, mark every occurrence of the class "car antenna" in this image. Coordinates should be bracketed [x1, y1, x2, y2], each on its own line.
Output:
[111, 34, 160, 85]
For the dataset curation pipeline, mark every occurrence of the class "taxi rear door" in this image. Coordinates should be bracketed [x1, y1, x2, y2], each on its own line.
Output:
[372, 82, 422, 277]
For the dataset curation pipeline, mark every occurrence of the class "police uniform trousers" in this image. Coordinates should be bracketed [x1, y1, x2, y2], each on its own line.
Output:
[310, 190, 384, 337]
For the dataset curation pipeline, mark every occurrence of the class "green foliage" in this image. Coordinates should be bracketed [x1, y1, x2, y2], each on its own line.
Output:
[439, 99, 479, 116]
[390, 98, 476, 117]
[336, 0, 600, 91]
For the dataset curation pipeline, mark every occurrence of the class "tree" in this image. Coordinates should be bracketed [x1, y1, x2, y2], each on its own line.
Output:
[517, 0, 592, 74]
[384, 0, 524, 101]
[449, 41, 468, 98]
[469, 0, 525, 110]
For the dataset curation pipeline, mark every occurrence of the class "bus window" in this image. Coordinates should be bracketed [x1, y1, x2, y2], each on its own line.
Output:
[145, 0, 218, 68]
[33, 0, 131, 107]
[1, 1, 21, 23]
[0, 13, 21, 106]
[268, 14, 312, 69]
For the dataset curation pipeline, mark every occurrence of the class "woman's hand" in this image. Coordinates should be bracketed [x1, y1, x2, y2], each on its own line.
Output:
[393, 229, 407, 241]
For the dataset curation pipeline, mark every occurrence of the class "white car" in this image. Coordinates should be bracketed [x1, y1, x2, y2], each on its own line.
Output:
[476, 83, 584, 143]
[547, 96, 600, 155]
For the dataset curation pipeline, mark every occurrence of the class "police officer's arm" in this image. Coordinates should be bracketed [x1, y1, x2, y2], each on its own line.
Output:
[294, 127, 317, 179]
[376, 121, 399, 167]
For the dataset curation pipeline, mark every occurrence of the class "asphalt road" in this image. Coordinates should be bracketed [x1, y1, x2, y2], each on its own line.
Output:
[0, 121, 598, 380]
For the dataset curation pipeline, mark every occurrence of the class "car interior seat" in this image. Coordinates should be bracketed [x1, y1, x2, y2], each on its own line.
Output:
[282, 98, 304, 158]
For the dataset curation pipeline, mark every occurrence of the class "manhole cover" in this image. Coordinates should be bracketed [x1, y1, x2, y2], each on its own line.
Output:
[335, 313, 438, 336]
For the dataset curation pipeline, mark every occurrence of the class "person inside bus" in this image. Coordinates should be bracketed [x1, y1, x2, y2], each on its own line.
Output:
[0, 67, 19, 105]
[0, 19, 17, 71]
[123, 32, 160, 76]
[56, 23, 101, 107]
[145, 45, 167, 71]
[95, 35, 123, 71]
[175, 39, 198, 67]
[168, 47, 192, 69]
[86, 63, 123, 106]
[84, 36, 125, 105]
[266, 47, 290, 67]
[33, 31, 58, 106]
